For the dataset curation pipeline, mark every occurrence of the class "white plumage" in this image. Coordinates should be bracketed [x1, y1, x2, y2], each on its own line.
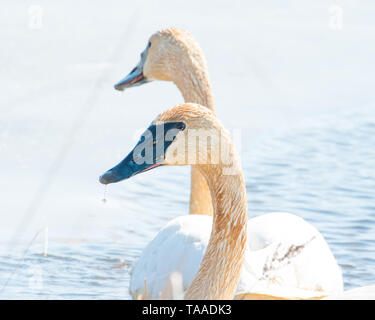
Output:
[323, 285, 375, 300]
[129, 212, 343, 299]
[129, 215, 211, 299]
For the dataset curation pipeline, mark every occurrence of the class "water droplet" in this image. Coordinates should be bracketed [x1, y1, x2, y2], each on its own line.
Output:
[102, 185, 107, 203]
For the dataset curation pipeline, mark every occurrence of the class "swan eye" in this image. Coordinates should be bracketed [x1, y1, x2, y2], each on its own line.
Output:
[148, 41, 151, 48]
[176, 122, 186, 131]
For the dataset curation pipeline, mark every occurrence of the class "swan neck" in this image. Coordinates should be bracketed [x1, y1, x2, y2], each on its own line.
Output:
[171, 58, 215, 112]
[184, 158, 248, 299]
[171, 52, 215, 216]
[189, 167, 213, 216]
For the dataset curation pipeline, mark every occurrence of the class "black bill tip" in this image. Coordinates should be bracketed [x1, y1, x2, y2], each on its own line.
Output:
[114, 71, 147, 91]
[99, 172, 111, 185]
[99, 121, 186, 186]
[114, 83, 125, 91]
[99, 169, 122, 185]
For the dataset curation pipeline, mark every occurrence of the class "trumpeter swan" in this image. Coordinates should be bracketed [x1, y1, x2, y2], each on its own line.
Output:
[100, 103, 343, 299]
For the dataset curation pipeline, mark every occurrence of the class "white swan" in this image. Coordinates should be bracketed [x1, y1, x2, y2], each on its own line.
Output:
[100, 103, 343, 299]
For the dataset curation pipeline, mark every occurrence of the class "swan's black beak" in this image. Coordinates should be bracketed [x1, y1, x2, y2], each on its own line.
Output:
[99, 121, 186, 185]
[99, 150, 161, 185]
[114, 43, 151, 91]
[114, 66, 149, 91]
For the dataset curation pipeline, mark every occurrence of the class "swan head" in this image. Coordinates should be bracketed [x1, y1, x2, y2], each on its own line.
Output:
[99, 103, 233, 185]
[114, 28, 205, 91]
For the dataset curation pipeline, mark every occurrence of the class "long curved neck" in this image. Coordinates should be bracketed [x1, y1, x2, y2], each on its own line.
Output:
[172, 56, 215, 112]
[171, 55, 215, 216]
[184, 159, 248, 299]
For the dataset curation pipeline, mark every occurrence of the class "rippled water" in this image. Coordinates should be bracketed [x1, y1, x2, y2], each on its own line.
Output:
[1, 106, 374, 299]
[244, 107, 375, 290]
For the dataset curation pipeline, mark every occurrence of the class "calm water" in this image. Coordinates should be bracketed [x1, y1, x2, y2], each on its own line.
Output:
[1, 106, 374, 299]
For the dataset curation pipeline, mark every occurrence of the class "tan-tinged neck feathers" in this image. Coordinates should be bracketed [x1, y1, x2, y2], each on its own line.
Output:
[174, 60, 214, 216]
[159, 29, 215, 216]
[184, 140, 248, 300]
[152, 29, 215, 112]
[171, 56, 215, 112]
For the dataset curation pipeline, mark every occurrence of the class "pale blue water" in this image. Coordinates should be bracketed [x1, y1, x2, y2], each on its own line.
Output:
[1, 106, 374, 299]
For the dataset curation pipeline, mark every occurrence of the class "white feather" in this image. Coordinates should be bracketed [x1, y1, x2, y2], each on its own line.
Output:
[129, 212, 343, 299]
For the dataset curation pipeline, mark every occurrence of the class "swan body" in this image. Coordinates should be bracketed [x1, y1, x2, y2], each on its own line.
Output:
[130, 212, 343, 299]
[238, 212, 342, 297]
